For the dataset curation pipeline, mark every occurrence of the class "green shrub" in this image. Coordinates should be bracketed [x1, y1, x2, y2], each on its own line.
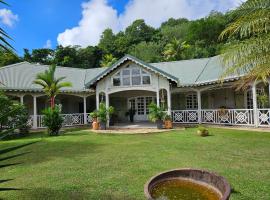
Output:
[96, 103, 114, 123]
[42, 106, 63, 136]
[148, 103, 166, 122]
[197, 126, 209, 137]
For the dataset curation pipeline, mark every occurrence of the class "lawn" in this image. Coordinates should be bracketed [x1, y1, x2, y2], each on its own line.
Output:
[0, 128, 269, 200]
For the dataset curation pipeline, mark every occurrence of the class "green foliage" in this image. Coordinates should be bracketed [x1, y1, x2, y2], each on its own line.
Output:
[42, 106, 63, 136]
[197, 126, 209, 137]
[219, 0, 270, 88]
[148, 102, 166, 122]
[163, 38, 190, 61]
[0, 92, 29, 139]
[100, 54, 117, 67]
[33, 64, 72, 108]
[95, 102, 114, 123]
[0, 49, 21, 67]
[1, 10, 231, 68]
[128, 41, 162, 62]
[164, 114, 172, 121]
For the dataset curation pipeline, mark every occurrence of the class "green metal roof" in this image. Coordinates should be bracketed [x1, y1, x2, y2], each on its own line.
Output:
[0, 55, 244, 92]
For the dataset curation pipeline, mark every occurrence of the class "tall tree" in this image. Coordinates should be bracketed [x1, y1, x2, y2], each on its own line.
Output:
[219, 0, 270, 87]
[100, 54, 117, 67]
[98, 29, 116, 54]
[33, 65, 72, 108]
[0, 49, 21, 66]
[163, 38, 190, 61]
[0, 1, 13, 51]
[129, 41, 162, 62]
[31, 48, 54, 65]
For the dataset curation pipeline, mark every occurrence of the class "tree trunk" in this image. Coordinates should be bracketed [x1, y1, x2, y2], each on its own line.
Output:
[50, 97, 55, 109]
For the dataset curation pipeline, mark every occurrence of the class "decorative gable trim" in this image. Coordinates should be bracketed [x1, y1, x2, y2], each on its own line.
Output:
[85, 55, 179, 87]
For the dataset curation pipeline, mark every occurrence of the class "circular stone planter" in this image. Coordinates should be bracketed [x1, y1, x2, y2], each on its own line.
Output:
[144, 168, 231, 200]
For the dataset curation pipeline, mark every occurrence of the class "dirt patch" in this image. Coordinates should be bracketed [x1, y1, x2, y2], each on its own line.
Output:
[86, 128, 183, 134]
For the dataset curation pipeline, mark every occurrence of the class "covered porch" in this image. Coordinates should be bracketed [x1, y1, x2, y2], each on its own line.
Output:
[171, 81, 270, 127]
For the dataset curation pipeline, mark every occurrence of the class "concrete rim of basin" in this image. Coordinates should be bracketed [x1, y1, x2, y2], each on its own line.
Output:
[144, 168, 231, 200]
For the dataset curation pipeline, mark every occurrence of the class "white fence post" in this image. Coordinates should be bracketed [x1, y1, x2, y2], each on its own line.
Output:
[83, 96, 87, 125]
[252, 82, 258, 127]
[197, 90, 202, 124]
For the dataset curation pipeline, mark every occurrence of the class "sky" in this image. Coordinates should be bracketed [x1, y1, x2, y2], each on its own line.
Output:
[0, 0, 244, 56]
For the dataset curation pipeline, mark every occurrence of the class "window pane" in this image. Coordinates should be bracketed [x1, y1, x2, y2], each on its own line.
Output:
[123, 77, 130, 86]
[132, 68, 140, 75]
[143, 76, 150, 84]
[122, 69, 130, 76]
[113, 77, 120, 86]
[132, 76, 141, 85]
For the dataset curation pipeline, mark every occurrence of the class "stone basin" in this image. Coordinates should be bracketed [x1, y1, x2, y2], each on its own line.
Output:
[144, 169, 231, 200]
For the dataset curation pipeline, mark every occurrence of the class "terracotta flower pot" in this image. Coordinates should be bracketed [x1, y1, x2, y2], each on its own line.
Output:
[92, 121, 99, 130]
[164, 120, 173, 129]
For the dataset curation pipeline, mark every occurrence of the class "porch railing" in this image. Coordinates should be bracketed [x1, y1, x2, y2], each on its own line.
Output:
[172, 109, 268, 127]
[28, 113, 92, 129]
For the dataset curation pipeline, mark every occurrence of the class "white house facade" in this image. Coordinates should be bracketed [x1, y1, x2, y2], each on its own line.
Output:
[1, 55, 270, 129]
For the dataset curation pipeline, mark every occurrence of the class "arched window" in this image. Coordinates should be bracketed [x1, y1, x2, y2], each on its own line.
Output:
[112, 66, 151, 86]
[186, 93, 198, 109]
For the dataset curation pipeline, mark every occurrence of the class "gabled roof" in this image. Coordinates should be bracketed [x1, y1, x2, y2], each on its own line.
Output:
[0, 55, 245, 93]
[152, 56, 243, 86]
[0, 62, 104, 93]
[85, 54, 179, 87]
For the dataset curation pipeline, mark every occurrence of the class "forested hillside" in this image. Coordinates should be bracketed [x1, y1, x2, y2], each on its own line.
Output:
[0, 11, 232, 68]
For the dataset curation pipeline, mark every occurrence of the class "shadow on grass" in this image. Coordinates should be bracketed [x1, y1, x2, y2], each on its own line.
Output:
[17, 188, 136, 200]
[0, 141, 38, 192]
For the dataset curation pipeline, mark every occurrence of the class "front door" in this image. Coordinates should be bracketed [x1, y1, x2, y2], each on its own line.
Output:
[128, 96, 156, 121]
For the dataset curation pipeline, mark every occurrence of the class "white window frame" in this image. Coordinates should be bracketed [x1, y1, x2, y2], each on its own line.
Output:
[111, 66, 151, 87]
[185, 93, 198, 109]
[247, 87, 265, 109]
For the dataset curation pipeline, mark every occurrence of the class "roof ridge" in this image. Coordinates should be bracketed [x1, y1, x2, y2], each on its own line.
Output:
[194, 57, 212, 83]
[150, 56, 214, 65]
[0, 61, 30, 70]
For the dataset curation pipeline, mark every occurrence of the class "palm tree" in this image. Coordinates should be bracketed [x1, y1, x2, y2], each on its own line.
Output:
[100, 54, 117, 67]
[219, 0, 270, 88]
[0, 0, 13, 51]
[163, 38, 190, 61]
[33, 65, 72, 109]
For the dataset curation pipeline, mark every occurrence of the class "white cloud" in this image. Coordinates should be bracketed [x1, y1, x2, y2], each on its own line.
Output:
[0, 8, 18, 27]
[43, 39, 52, 48]
[57, 0, 245, 47]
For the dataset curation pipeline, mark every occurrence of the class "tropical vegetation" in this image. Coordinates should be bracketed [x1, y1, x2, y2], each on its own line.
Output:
[0, 91, 29, 139]
[220, 0, 270, 88]
[42, 106, 63, 136]
[0, 11, 231, 67]
[33, 64, 72, 108]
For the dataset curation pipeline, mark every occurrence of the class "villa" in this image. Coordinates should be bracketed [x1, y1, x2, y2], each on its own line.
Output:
[0, 54, 269, 129]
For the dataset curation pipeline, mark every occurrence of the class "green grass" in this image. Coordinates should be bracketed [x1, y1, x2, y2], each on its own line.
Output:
[0, 128, 269, 200]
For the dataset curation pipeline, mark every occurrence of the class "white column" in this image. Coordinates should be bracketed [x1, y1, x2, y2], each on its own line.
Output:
[33, 95, 37, 129]
[83, 96, 87, 125]
[268, 79, 270, 107]
[156, 76, 160, 107]
[252, 81, 258, 127]
[96, 92, 99, 110]
[197, 90, 202, 124]
[20, 95, 24, 104]
[167, 87, 171, 115]
[105, 92, 110, 127]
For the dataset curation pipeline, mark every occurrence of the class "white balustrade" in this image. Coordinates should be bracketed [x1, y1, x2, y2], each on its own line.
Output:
[29, 113, 92, 129]
[172, 109, 256, 126]
[258, 109, 270, 126]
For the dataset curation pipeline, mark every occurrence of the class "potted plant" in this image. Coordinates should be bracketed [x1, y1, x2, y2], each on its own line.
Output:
[125, 108, 136, 123]
[148, 103, 166, 129]
[197, 126, 209, 137]
[96, 102, 114, 130]
[90, 111, 99, 130]
[164, 114, 173, 129]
